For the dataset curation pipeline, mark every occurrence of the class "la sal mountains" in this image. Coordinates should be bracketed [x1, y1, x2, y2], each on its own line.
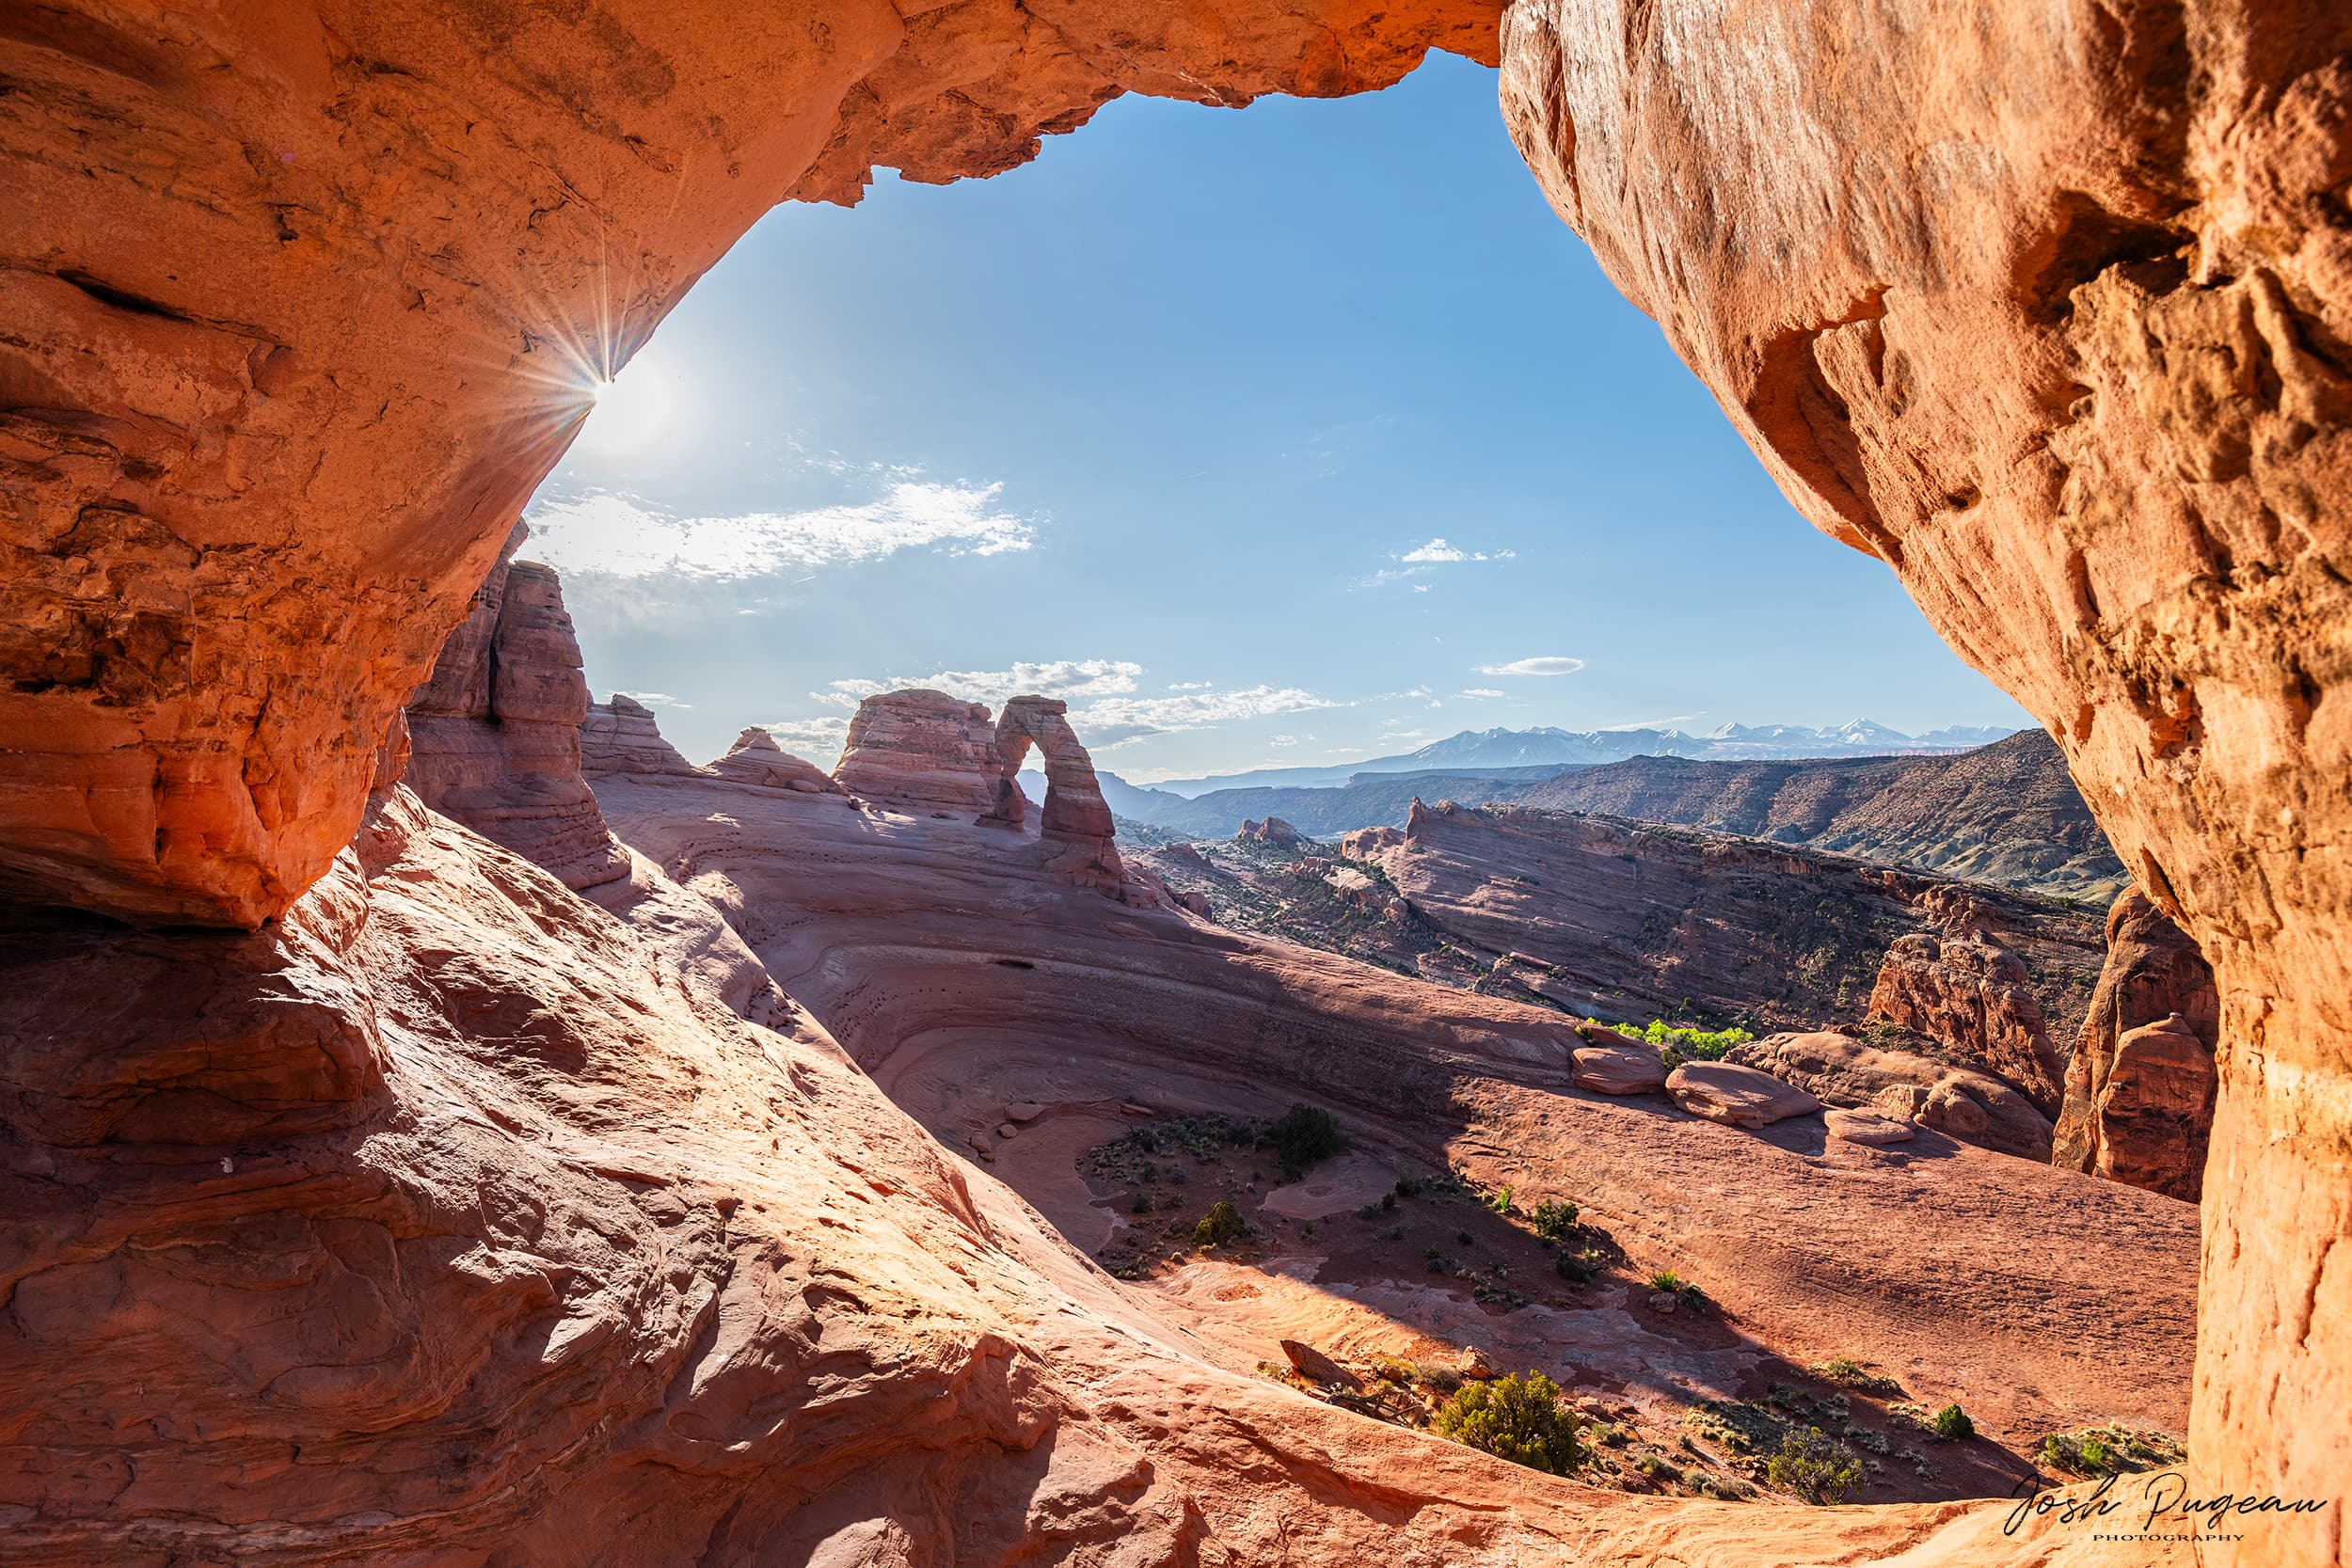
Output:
[1117, 720, 2022, 801]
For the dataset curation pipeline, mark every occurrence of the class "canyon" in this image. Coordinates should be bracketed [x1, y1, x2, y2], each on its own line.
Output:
[1115, 730, 2132, 902]
[1, 0, 2345, 1563]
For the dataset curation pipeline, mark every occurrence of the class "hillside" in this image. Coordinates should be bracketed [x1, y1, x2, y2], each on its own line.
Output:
[1511, 731, 2124, 901]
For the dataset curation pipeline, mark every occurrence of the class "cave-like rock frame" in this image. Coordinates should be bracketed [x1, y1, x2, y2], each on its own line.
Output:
[0, 0, 2344, 1560]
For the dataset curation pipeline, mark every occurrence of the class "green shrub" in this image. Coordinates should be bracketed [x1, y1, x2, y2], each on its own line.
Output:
[1554, 1252, 1590, 1283]
[1431, 1371, 1584, 1476]
[1530, 1199, 1580, 1241]
[1192, 1200, 1245, 1248]
[1594, 1017, 1756, 1062]
[1131, 1191, 1152, 1214]
[1930, 1404, 1975, 1441]
[1766, 1426, 1864, 1504]
[1489, 1185, 1515, 1214]
[1269, 1103, 1346, 1179]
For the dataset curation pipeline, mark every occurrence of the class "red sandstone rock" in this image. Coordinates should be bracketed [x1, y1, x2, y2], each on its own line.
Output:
[0, 0, 2342, 1553]
[1499, 0, 2351, 1528]
[1827, 1108, 1917, 1146]
[404, 541, 628, 893]
[1363, 799, 2102, 1036]
[833, 689, 1003, 816]
[1240, 816, 1306, 847]
[1867, 932, 2068, 1113]
[1665, 1062, 1822, 1129]
[1731, 1031, 2055, 1162]
[2055, 889, 2221, 1199]
[710, 727, 842, 794]
[580, 695, 706, 780]
[979, 695, 1126, 892]
[2078, 1017, 2218, 1199]
[1571, 1044, 1671, 1096]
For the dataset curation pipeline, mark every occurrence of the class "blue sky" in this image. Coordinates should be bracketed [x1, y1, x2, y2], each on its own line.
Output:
[526, 53, 2030, 783]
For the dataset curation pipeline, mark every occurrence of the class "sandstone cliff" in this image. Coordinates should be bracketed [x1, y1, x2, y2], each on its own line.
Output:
[403, 534, 629, 893]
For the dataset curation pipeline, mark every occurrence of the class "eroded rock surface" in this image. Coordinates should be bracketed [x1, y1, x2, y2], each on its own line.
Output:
[834, 689, 1003, 816]
[1338, 798, 2102, 1041]
[1867, 933, 2068, 1114]
[1499, 0, 2350, 1529]
[404, 539, 628, 893]
[711, 727, 842, 794]
[0, 0, 2344, 1554]
[1731, 1031, 2057, 1162]
[2055, 889, 2222, 1198]
[982, 695, 1124, 890]
[580, 695, 705, 781]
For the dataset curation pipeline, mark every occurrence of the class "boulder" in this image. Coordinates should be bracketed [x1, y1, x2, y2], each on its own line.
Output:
[1571, 1044, 1670, 1095]
[1826, 1108, 1915, 1146]
[1665, 1062, 1822, 1129]
[1240, 816, 1305, 847]
[1279, 1340, 1359, 1388]
[1729, 1031, 2054, 1161]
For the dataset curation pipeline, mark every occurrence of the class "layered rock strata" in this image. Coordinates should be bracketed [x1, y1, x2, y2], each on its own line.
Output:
[1730, 1031, 2058, 1163]
[1343, 799, 2103, 1052]
[2055, 889, 2223, 1198]
[403, 536, 628, 893]
[834, 689, 1003, 815]
[0, 0, 2342, 1554]
[580, 695, 705, 781]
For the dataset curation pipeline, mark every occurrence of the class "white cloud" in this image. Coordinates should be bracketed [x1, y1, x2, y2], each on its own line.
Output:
[776, 663, 1331, 752]
[810, 659, 1141, 711]
[619, 690, 690, 708]
[524, 481, 1037, 583]
[1475, 656, 1587, 677]
[1269, 735, 1300, 748]
[1460, 688, 1505, 699]
[1361, 538, 1516, 590]
[1075, 686, 1336, 748]
[758, 716, 852, 756]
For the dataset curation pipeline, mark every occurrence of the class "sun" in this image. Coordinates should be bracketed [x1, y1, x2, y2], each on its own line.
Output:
[574, 351, 678, 459]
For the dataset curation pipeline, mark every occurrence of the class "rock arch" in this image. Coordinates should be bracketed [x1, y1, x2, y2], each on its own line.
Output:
[980, 694, 1124, 888]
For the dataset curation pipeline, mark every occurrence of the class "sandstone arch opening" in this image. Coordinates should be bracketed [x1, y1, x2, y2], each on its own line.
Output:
[2, 2, 2345, 1563]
